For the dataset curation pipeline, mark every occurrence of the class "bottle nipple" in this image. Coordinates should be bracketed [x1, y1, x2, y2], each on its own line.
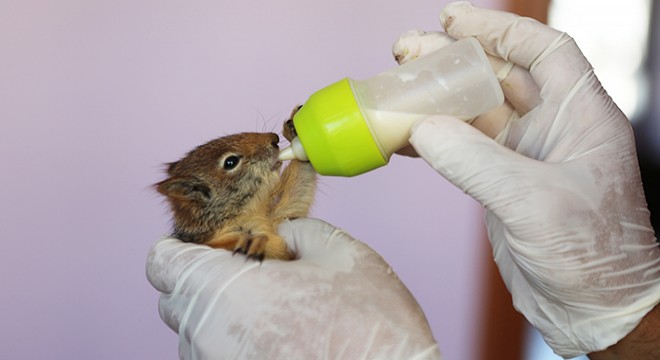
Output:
[278, 137, 309, 161]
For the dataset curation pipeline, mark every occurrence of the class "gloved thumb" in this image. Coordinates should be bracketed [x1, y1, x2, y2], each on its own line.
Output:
[278, 218, 382, 272]
[410, 115, 541, 211]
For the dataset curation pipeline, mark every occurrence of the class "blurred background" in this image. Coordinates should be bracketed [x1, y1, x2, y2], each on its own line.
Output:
[0, 0, 656, 359]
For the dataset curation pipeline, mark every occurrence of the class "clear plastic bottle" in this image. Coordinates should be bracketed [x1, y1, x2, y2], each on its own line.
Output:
[279, 37, 504, 177]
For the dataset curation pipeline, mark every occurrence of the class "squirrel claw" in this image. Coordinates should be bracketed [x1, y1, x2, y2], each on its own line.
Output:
[248, 253, 265, 263]
[233, 235, 267, 262]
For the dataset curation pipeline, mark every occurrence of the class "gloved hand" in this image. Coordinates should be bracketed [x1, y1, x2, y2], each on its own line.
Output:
[146, 218, 441, 360]
[394, 2, 660, 358]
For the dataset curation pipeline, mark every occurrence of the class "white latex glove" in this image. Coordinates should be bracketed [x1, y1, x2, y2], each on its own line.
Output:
[146, 218, 441, 360]
[394, 2, 660, 358]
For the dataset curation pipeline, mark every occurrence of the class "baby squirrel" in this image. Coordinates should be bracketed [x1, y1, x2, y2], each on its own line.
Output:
[156, 107, 316, 261]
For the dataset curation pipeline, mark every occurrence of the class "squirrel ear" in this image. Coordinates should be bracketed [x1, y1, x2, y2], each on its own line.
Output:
[165, 161, 179, 174]
[156, 177, 211, 202]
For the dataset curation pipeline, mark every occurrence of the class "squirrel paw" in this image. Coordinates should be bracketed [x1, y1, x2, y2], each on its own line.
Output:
[283, 105, 302, 142]
[233, 234, 267, 262]
[232, 232, 291, 262]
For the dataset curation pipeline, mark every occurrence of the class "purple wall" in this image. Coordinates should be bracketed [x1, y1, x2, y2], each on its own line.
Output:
[0, 0, 502, 359]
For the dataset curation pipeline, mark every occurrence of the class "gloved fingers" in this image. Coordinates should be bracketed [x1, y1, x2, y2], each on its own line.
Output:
[497, 63, 542, 116]
[440, 1, 591, 98]
[439, 2, 559, 69]
[393, 29, 514, 80]
[277, 218, 376, 270]
[409, 115, 539, 209]
[469, 100, 518, 140]
[146, 237, 220, 333]
[147, 236, 259, 298]
[146, 237, 216, 294]
[157, 294, 180, 332]
[392, 30, 455, 65]
[154, 240, 261, 334]
[277, 218, 338, 257]
[392, 28, 540, 126]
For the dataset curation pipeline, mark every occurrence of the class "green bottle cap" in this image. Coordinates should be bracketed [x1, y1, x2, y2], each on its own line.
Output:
[293, 78, 387, 177]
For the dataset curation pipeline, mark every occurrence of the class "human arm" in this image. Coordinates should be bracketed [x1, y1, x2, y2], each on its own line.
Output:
[394, 2, 660, 358]
[146, 218, 440, 360]
[589, 303, 660, 359]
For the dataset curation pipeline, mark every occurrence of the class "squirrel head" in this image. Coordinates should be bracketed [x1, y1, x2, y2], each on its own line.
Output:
[156, 132, 282, 240]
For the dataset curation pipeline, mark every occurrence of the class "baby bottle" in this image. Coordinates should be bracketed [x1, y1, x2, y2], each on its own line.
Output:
[278, 37, 504, 177]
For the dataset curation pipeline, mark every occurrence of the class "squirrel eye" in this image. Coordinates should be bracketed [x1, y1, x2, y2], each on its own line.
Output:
[222, 155, 240, 170]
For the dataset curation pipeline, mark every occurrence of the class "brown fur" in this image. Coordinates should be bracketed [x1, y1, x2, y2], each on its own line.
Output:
[156, 108, 316, 261]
